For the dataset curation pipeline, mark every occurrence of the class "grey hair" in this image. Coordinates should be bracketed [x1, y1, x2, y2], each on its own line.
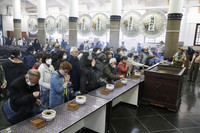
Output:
[70, 47, 78, 55]
[27, 69, 40, 79]
[109, 58, 117, 64]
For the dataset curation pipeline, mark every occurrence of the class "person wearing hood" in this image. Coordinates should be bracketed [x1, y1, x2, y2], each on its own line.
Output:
[32, 39, 41, 52]
[2, 49, 27, 99]
[67, 47, 81, 92]
[23, 46, 36, 70]
[96, 53, 107, 72]
[79, 52, 96, 94]
[2, 69, 41, 125]
[53, 51, 67, 70]
[38, 53, 55, 110]
[49, 62, 72, 108]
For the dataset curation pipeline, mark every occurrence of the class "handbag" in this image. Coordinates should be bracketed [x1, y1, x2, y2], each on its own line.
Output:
[2, 99, 20, 123]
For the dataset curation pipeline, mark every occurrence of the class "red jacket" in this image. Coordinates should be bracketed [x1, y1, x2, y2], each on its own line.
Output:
[117, 61, 129, 77]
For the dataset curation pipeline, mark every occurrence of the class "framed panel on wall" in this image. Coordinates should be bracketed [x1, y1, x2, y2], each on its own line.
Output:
[194, 23, 200, 46]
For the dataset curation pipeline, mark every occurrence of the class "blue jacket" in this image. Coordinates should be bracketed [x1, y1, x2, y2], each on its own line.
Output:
[49, 71, 66, 108]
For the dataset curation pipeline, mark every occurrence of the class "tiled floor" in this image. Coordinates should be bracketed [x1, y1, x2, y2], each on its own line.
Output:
[1, 74, 200, 133]
[110, 75, 200, 133]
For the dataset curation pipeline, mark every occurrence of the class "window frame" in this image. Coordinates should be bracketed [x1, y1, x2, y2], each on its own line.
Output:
[194, 23, 200, 46]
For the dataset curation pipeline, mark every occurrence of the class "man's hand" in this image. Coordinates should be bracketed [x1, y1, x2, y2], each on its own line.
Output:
[120, 75, 124, 79]
[33, 91, 40, 98]
[91, 59, 96, 67]
[65, 75, 70, 84]
[143, 65, 149, 68]
[36, 99, 42, 106]
[1, 83, 6, 89]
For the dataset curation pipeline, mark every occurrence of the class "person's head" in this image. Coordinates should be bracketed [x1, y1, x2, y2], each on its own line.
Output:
[121, 56, 128, 64]
[55, 43, 60, 49]
[57, 51, 67, 60]
[106, 52, 113, 59]
[59, 61, 72, 76]
[103, 47, 111, 53]
[194, 51, 199, 56]
[34, 39, 39, 44]
[42, 53, 52, 65]
[143, 46, 149, 52]
[70, 47, 78, 58]
[122, 48, 128, 56]
[27, 46, 35, 54]
[34, 53, 43, 64]
[160, 41, 164, 45]
[179, 47, 184, 53]
[110, 47, 113, 52]
[25, 69, 40, 86]
[11, 49, 22, 59]
[128, 53, 134, 58]
[97, 53, 107, 62]
[116, 48, 122, 54]
[109, 58, 117, 68]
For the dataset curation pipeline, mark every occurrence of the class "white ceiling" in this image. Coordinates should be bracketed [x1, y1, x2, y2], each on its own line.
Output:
[0, 0, 199, 15]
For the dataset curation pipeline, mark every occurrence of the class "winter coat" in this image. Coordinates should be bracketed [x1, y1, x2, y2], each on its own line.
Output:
[101, 64, 120, 83]
[95, 53, 107, 72]
[23, 53, 36, 70]
[49, 71, 67, 108]
[0, 64, 6, 85]
[79, 52, 94, 94]
[117, 61, 129, 77]
[2, 59, 27, 92]
[67, 55, 81, 91]
[33, 42, 41, 52]
[9, 75, 39, 122]
[38, 63, 55, 89]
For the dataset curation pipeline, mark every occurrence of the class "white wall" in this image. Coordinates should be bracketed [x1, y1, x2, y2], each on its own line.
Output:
[2, 15, 29, 37]
[2, 16, 13, 37]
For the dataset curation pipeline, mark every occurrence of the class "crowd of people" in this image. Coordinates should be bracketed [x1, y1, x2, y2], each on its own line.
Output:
[0, 39, 199, 125]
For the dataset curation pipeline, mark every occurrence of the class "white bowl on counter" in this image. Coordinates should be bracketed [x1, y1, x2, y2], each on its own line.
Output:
[76, 95, 86, 104]
[121, 78, 128, 84]
[106, 84, 115, 91]
[42, 109, 56, 121]
[135, 72, 141, 76]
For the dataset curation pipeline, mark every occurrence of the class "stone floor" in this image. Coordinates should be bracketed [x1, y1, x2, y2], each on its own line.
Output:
[110, 75, 200, 133]
[1, 74, 200, 133]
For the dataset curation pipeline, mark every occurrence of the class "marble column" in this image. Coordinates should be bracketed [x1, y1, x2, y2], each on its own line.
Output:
[109, 0, 122, 51]
[69, 0, 78, 47]
[164, 0, 184, 59]
[37, 0, 46, 46]
[12, 0, 22, 42]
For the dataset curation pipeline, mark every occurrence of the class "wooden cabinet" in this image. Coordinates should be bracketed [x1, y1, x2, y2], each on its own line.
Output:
[140, 64, 186, 112]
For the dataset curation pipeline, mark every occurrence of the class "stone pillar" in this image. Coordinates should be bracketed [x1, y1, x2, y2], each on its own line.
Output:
[109, 0, 122, 51]
[12, 0, 22, 42]
[69, 0, 78, 47]
[164, 0, 184, 59]
[37, 0, 46, 46]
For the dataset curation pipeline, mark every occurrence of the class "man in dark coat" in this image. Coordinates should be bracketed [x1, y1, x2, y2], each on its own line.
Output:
[23, 46, 36, 70]
[2, 49, 27, 99]
[67, 47, 81, 92]
[3, 69, 41, 124]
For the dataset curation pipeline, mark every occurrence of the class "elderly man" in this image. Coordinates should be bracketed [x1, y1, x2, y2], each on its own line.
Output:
[67, 47, 81, 92]
[101, 58, 124, 84]
[2, 69, 41, 125]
